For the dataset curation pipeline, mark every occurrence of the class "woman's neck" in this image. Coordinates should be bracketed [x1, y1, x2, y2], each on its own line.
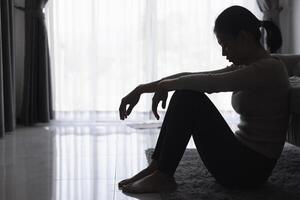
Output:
[242, 46, 269, 65]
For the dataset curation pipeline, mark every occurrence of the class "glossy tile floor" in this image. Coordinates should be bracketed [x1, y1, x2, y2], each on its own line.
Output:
[0, 112, 239, 200]
[0, 121, 202, 200]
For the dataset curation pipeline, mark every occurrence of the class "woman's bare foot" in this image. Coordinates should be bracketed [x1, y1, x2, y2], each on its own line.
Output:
[121, 170, 177, 194]
[118, 160, 158, 188]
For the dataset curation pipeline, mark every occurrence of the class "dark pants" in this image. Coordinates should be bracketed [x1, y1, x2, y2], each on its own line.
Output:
[151, 90, 277, 189]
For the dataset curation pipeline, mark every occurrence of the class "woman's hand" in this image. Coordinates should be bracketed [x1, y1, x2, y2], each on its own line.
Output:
[119, 87, 141, 120]
[152, 79, 178, 120]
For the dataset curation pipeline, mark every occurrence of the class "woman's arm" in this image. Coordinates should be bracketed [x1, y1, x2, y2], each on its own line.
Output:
[165, 60, 287, 93]
[151, 62, 285, 119]
[136, 65, 236, 95]
[121, 65, 236, 120]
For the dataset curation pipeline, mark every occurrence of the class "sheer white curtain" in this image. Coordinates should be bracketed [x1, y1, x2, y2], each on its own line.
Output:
[45, 0, 262, 121]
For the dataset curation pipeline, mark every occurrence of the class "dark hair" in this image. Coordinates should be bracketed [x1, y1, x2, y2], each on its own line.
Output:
[214, 5, 282, 53]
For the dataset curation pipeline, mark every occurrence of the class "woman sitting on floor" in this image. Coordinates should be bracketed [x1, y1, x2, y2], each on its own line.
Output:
[118, 5, 290, 193]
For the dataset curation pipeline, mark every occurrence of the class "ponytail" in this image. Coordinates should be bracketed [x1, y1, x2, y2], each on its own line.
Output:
[260, 20, 282, 53]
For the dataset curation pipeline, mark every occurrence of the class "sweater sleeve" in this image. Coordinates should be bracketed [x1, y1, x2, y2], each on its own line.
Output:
[192, 64, 238, 75]
[176, 59, 288, 93]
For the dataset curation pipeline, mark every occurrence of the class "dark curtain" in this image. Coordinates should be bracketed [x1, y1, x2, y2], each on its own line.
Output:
[20, 0, 53, 125]
[0, 0, 16, 137]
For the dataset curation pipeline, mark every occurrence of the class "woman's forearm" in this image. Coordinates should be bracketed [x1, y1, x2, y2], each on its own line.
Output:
[136, 66, 234, 95]
[136, 72, 192, 94]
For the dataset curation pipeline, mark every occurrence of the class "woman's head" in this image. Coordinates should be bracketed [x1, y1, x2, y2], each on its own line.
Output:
[214, 6, 282, 64]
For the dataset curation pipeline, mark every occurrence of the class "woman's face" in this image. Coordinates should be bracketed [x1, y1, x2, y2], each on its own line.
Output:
[215, 32, 246, 65]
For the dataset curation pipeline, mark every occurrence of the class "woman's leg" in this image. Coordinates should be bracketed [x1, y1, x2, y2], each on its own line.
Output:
[154, 90, 276, 188]
[122, 90, 276, 192]
[118, 91, 182, 189]
[150, 89, 193, 162]
[151, 90, 208, 176]
[119, 89, 193, 188]
[122, 90, 222, 193]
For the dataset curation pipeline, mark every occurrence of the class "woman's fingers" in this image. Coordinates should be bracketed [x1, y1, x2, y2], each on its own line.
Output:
[152, 87, 169, 120]
[119, 94, 139, 120]
[162, 98, 166, 109]
[119, 99, 127, 120]
[119, 105, 125, 120]
[152, 100, 160, 120]
[152, 93, 161, 120]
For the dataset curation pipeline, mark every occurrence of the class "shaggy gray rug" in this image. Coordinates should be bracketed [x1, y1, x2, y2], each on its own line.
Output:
[145, 143, 300, 200]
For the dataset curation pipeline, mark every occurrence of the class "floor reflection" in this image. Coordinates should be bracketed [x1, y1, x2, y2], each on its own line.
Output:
[0, 121, 205, 200]
[51, 123, 160, 200]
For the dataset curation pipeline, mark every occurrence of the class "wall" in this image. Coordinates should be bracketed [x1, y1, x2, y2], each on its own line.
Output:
[290, 0, 300, 53]
[280, 0, 300, 54]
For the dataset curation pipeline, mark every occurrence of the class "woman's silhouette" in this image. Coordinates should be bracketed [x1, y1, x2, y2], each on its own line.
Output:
[118, 5, 290, 193]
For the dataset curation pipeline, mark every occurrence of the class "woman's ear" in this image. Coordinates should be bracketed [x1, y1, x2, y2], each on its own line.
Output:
[237, 30, 255, 45]
[237, 30, 248, 41]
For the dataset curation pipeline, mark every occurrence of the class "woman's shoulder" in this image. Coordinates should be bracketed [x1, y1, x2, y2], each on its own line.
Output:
[234, 56, 289, 83]
[250, 55, 286, 71]
[259, 55, 286, 67]
[229, 55, 287, 75]
[255, 56, 290, 85]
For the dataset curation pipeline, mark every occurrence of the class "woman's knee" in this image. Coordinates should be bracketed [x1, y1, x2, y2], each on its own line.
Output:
[170, 90, 215, 111]
[172, 90, 206, 102]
